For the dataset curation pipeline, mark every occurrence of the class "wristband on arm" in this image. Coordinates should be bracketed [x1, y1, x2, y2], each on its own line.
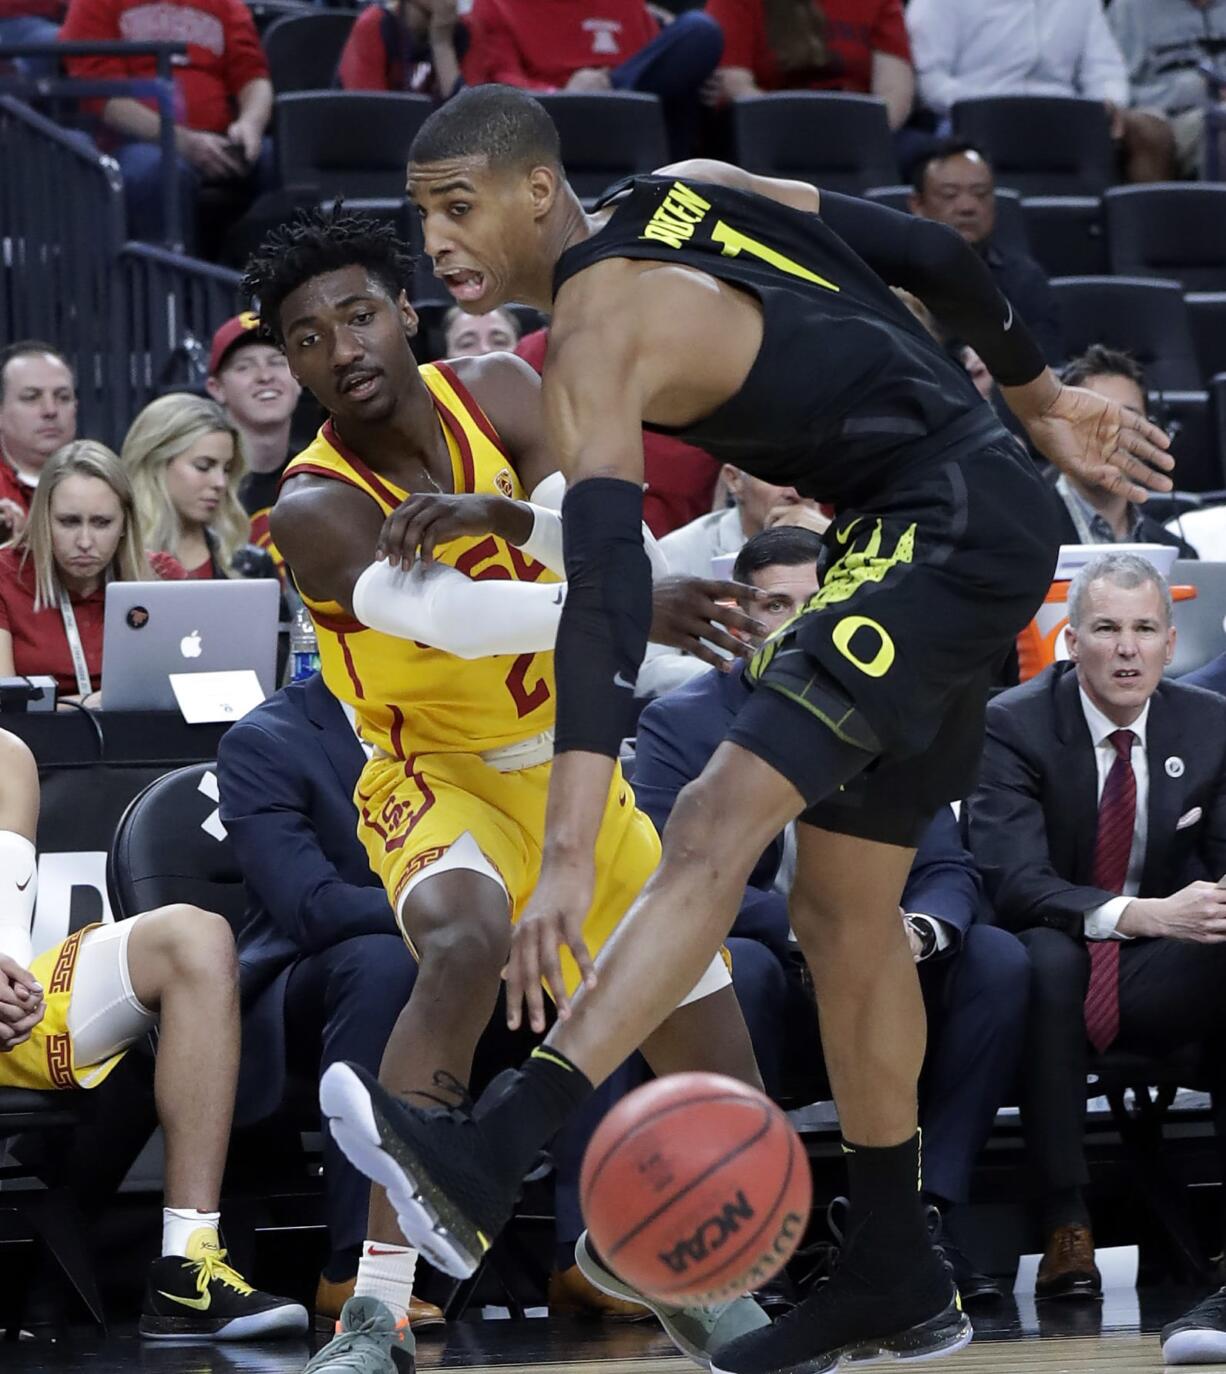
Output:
[553, 477, 653, 758]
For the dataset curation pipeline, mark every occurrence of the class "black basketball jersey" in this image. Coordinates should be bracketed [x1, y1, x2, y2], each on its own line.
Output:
[552, 175, 1008, 507]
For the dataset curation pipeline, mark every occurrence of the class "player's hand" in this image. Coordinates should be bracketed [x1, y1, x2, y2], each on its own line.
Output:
[1014, 378, 1173, 502]
[0, 955, 44, 1050]
[376, 493, 516, 570]
[0, 497, 27, 544]
[504, 856, 597, 1034]
[649, 575, 771, 668]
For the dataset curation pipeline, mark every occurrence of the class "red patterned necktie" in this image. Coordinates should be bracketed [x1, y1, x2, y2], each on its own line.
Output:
[1084, 728, 1136, 1054]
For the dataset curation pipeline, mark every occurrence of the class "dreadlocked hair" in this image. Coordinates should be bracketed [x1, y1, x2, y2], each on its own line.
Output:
[241, 202, 416, 342]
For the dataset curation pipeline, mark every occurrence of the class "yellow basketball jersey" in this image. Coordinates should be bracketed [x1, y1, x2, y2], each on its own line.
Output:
[281, 363, 559, 758]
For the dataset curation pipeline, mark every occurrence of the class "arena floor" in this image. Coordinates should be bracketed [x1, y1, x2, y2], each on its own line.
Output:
[4, 1293, 1221, 1374]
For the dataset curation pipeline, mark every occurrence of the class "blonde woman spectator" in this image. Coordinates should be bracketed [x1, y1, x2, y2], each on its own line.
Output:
[122, 393, 249, 579]
[0, 440, 171, 704]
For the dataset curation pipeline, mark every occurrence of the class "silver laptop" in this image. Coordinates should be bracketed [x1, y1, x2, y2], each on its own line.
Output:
[101, 580, 280, 710]
[1169, 559, 1226, 679]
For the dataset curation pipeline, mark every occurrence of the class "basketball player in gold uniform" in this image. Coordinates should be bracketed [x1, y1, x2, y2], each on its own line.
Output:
[244, 208, 773, 1374]
[0, 730, 305, 1340]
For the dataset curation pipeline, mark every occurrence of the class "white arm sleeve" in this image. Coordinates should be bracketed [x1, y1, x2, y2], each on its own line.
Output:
[529, 472, 670, 580]
[352, 559, 566, 658]
[0, 831, 37, 967]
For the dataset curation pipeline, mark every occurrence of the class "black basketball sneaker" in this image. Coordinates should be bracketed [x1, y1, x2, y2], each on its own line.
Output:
[320, 1061, 518, 1280]
[140, 1229, 308, 1340]
[710, 1230, 970, 1374]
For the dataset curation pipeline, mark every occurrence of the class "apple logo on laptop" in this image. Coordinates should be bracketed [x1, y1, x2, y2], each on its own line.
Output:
[180, 630, 203, 660]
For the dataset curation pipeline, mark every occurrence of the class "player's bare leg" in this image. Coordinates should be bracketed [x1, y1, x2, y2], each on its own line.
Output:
[320, 745, 800, 1284]
[125, 905, 241, 1211]
[315, 867, 509, 1370]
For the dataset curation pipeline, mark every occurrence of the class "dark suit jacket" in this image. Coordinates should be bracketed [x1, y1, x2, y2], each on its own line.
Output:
[216, 672, 400, 1120]
[1181, 651, 1226, 699]
[965, 661, 1226, 936]
[633, 664, 983, 959]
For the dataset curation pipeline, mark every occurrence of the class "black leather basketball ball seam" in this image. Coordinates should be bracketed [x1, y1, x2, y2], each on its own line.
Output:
[599, 1101, 775, 1258]
[581, 1092, 767, 1210]
[654, 1113, 802, 1298]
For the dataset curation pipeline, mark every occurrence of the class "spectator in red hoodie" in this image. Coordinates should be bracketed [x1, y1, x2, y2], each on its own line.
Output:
[338, 0, 465, 98]
[705, 0, 913, 129]
[59, 0, 273, 247]
[463, 0, 722, 149]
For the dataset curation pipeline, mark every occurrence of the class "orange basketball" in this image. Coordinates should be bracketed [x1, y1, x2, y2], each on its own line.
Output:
[579, 1072, 812, 1306]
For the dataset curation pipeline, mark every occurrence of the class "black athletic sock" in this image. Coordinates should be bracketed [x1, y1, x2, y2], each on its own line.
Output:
[474, 1046, 594, 1185]
[842, 1133, 935, 1284]
[1041, 1186, 1091, 1236]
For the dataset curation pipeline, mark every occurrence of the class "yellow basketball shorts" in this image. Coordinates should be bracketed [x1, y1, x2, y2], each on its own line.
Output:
[355, 751, 662, 999]
[0, 926, 126, 1092]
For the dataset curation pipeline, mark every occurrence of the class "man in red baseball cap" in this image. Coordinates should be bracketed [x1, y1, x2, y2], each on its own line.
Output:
[206, 312, 302, 573]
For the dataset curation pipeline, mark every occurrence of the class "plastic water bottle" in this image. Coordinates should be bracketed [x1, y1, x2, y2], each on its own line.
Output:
[290, 603, 320, 682]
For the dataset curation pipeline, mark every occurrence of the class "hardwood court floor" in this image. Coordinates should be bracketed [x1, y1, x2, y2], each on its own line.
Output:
[3, 1296, 1222, 1373]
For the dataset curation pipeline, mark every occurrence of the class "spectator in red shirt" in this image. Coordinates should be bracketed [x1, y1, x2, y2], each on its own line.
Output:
[463, 0, 722, 149]
[706, 0, 913, 129]
[0, 342, 77, 548]
[59, 0, 274, 247]
[516, 325, 719, 537]
[122, 393, 248, 579]
[337, 0, 464, 98]
[0, 439, 157, 703]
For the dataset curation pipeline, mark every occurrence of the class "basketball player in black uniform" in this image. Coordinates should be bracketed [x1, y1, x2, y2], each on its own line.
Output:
[318, 86, 1173, 1374]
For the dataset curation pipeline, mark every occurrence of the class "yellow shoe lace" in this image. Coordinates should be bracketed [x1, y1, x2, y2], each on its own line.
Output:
[190, 1246, 255, 1298]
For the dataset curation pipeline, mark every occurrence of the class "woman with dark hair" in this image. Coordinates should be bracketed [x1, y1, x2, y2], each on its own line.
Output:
[705, 0, 914, 129]
[337, 0, 464, 98]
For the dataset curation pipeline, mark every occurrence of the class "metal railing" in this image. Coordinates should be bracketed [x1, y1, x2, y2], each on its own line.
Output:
[0, 41, 187, 246]
[0, 95, 240, 445]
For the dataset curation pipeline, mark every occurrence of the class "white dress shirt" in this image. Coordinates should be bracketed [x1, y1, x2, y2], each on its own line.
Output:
[907, 0, 1130, 118]
[1079, 687, 1149, 940]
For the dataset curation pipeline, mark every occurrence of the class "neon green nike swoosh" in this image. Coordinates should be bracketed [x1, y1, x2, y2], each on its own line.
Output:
[158, 1290, 211, 1311]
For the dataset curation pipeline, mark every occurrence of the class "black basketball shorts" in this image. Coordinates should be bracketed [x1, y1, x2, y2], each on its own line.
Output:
[726, 439, 1059, 846]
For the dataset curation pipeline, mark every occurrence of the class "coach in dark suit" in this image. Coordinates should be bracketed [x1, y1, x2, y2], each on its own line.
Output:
[966, 551, 1226, 1302]
[634, 525, 1030, 1302]
[216, 672, 422, 1319]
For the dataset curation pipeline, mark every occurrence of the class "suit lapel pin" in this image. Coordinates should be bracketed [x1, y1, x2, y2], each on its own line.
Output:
[1166, 756, 1185, 779]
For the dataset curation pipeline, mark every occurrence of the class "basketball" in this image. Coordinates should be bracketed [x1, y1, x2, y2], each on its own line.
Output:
[579, 1072, 811, 1306]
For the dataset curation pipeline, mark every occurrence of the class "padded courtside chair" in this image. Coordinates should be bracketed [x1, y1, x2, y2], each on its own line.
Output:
[534, 92, 668, 205]
[730, 92, 897, 196]
[0, 1089, 105, 1332]
[952, 96, 1115, 197]
[263, 10, 355, 93]
[1050, 277, 1201, 391]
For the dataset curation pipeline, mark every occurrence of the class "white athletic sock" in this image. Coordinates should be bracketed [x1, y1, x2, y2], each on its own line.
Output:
[163, 1207, 221, 1258]
[0, 831, 37, 967]
[355, 1240, 418, 1323]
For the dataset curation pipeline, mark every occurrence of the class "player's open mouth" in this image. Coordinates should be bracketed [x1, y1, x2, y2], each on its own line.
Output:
[341, 371, 380, 398]
[1114, 669, 1141, 680]
[441, 268, 486, 302]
